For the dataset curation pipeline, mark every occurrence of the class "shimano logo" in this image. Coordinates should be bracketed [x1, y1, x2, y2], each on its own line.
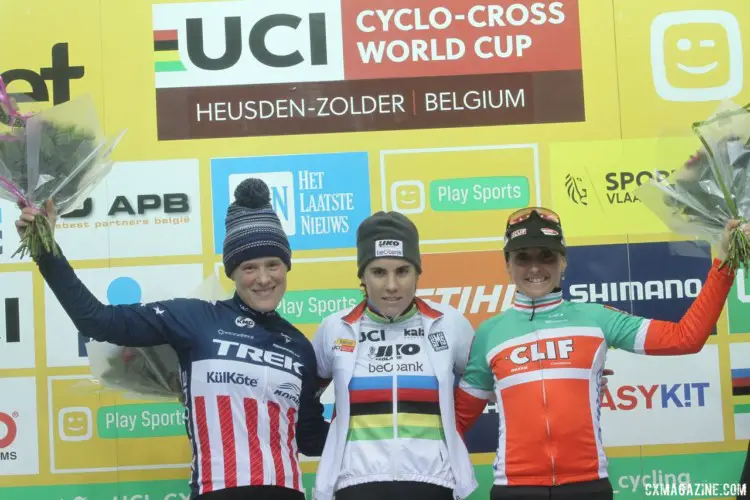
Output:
[235, 316, 255, 328]
[213, 339, 304, 377]
[207, 371, 258, 387]
[274, 382, 301, 405]
[569, 279, 701, 303]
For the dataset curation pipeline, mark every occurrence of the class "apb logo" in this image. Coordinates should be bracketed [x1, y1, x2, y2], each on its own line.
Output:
[1, 43, 84, 105]
[61, 193, 189, 219]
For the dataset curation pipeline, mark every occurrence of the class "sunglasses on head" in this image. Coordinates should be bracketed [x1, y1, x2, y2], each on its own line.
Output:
[506, 207, 561, 228]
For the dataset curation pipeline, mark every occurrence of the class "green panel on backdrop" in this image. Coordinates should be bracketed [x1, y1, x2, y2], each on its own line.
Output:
[0, 452, 746, 499]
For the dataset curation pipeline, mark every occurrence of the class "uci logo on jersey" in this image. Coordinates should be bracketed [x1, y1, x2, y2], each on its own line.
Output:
[235, 316, 255, 328]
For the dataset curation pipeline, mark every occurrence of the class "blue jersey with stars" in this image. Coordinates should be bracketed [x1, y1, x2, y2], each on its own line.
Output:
[36, 249, 328, 499]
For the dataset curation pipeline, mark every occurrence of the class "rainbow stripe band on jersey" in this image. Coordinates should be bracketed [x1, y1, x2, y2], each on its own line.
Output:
[347, 375, 444, 441]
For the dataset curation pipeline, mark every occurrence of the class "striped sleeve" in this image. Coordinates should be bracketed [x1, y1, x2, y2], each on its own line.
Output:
[601, 258, 735, 355]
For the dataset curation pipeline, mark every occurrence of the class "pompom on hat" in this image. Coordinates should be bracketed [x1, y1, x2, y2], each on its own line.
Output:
[222, 178, 292, 277]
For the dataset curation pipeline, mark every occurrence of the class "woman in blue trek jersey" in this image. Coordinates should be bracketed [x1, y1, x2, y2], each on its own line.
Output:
[16, 178, 328, 500]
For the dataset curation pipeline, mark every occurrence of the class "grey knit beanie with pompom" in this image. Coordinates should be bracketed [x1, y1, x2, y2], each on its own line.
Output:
[222, 177, 292, 277]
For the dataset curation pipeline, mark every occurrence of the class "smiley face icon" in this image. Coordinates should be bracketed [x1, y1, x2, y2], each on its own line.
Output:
[59, 407, 93, 442]
[391, 181, 426, 214]
[650, 10, 743, 102]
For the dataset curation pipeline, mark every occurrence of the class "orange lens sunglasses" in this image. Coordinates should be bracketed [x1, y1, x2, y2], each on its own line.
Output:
[506, 207, 561, 228]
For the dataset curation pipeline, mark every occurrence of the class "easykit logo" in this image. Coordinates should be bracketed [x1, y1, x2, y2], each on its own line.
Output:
[601, 382, 710, 411]
[599, 346, 723, 447]
[1, 43, 84, 105]
[564, 241, 712, 324]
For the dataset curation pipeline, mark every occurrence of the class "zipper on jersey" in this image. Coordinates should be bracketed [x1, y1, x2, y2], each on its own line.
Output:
[537, 330, 556, 485]
[392, 370, 399, 479]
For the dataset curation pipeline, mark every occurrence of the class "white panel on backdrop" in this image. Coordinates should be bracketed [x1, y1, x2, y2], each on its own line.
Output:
[0, 272, 35, 369]
[599, 344, 724, 446]
[0, 377, 39, 475]
[45, 263, 205, 367]
[53, 159, 203, 259]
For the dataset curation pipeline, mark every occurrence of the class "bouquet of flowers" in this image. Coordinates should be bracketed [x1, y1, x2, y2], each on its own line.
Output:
[85, 274, 231, 403]
[636, 101, 750, 271]
[0, 76, 125, 260]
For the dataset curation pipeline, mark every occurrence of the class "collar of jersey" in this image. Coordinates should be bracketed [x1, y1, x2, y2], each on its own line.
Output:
[364, 301, 418, 324]
[232, 292, 281, 322]
[512, 289, 564, 314]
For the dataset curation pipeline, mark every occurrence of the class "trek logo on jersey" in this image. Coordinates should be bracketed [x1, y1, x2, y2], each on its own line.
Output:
[333, 338, 355, 352]
[206, 371, 259, 387]
[235, 316, 255, 328]
[509, 339, 574, 365]
[602, 382, 710, 410]
[213, 339, 303, 376]
[428, 331, 448, 352]
[368, 343, 420, 361]
[360, 329, 386, 342]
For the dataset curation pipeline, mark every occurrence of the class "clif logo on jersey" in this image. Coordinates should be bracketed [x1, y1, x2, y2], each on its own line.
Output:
[508, 339, 574, 365]
[235, 316, 255, 328]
